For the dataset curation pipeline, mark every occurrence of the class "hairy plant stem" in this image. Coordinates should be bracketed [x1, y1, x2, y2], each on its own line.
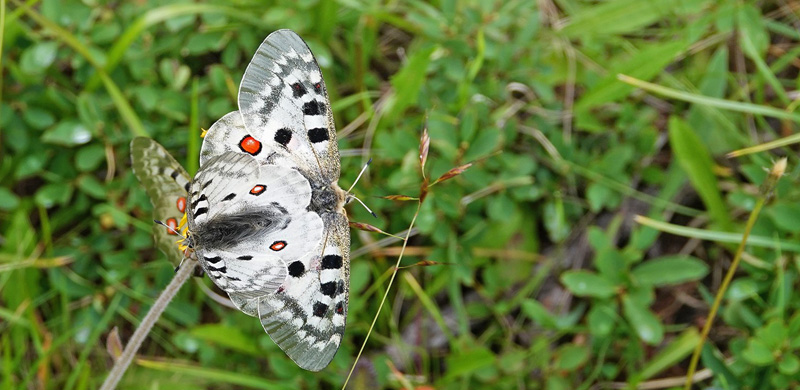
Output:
[100, 260, 197, 390]
[684, 158, 786, 389]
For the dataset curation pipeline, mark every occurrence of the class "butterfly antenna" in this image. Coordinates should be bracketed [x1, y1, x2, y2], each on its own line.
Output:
[351, 195, 377, 218]
[346, 158, 372, 193]
[345, 158, 377, 218]
[153, 219, 184, 237]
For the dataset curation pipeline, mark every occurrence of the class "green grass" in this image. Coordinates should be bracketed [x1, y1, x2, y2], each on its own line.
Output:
[3, 0, 800, 389]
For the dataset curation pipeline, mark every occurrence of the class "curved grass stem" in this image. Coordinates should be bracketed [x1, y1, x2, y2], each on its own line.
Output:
[100, 261, 197, 390]
[683, 158, 786, 389]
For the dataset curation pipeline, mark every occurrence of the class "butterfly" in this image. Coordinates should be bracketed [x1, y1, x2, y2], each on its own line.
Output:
[132, 29, 350, 372]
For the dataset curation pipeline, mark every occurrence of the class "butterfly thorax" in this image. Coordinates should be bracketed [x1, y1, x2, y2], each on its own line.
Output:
[310, 182, 347, 216]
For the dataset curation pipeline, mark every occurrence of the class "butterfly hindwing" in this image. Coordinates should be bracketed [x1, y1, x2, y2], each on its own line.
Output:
[255, 211, 350, 371]
[131, 137, 191, 267]
[187, 152, 324, 306]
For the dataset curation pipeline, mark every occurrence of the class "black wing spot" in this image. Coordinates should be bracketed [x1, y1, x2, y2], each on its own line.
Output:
[190, 194, 207, 210]
[202, 179, 213, 189]
[222, 193, 236, 201]
[335, 301, 344, 315]
[288, 261, 305, 277]
[170, 170, 180, 179]
[321, 255, 343, 269]
[227, 276, 241, 281]
[308, 128, 329, 143]
[237, 255, 253, 260]
[184, 183, 190, 192]
[291, 82, 307, 98]
[204, 256, 222, 264]
[194, 207, 209, 217]
[275, 128, 292, 146]
[209, 265, 227, 273]
[303, 100, 325, 116]
[337, 280, 345, 295]
[320, 282, 336, 297]
[313, 302, 328, 317]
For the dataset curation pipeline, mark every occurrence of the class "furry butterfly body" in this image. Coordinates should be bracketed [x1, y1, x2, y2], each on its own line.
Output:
[133, 30, 349, 371]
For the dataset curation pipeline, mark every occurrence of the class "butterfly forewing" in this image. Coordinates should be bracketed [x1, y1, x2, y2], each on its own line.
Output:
[187, 152, 325, 299]
[236, 29, 340, 182]
[131, 137, 191, 267]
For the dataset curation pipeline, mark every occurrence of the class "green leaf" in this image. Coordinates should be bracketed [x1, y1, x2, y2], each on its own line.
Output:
[521, 299, 557, 329]
[555, 344, 589, 371]
[387, 45, 436, 120]
[42, 120, 92, 146]
[742, 338, 775, 366]
[575, 39, 691, 115]
[767, 203, 800, 232]
[189, 324, 260, 355]
[622, 294, 664, 344]
[0, 188, 21, 210]
[20, 41, 59, 75]
[668, 116, 732, 229]
[75, 144, 106, 172]
[631, 255, 709, 286]
[636, 328, 699, 381]
[442, 346, 495, 381]
[560, 0, 706, 38]
[77, 175, 107, 199]
[35, 183, 73, 208]
[23, 107, 56, 129]
[726, 278, 759, 301]
[779, 354, 800, 375]
[587, 303, 616, 337]
[561, 271, 617, 298]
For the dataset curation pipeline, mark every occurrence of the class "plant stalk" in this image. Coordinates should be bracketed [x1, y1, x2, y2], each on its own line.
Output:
[100, 261, 196, 390]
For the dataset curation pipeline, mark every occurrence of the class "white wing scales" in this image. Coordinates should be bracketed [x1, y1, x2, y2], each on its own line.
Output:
[189, 29, 350, 372]
[257, 211, 350, 371]
[188, 152, 324, 301]
[236, 29, 340, 182]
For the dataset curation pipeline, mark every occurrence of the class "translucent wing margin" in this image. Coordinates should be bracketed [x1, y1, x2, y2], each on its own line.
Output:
[131, 137, 191, 267]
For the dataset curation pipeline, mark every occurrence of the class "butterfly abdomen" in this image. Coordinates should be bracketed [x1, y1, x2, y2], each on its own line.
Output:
[193, 209, 289, 250]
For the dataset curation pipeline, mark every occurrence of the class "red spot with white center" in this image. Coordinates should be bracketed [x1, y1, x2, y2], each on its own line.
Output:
[270, 241, 287, 251]
[239, 135, 262, 155]
[165, 218, 178, 235]
[250, 185, 266, 195]
[176, 197, 186, 213]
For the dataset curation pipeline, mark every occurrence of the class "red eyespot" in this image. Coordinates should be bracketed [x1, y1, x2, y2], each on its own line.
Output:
[314, 83, 321, 91]
[165, 218, 178, 235]
[239, 135, 262, 155]
[176, 197, 186, 213]
[270, 241, 287, 251]
[250, 185, 266, 195]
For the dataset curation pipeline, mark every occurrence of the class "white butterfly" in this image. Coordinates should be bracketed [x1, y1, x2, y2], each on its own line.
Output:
[133, 29, 350, 372]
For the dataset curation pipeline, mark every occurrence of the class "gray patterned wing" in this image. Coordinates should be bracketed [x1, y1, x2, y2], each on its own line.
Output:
[255, 211, 350, 372]
[237, 29, 340, 182]
[186, 152, 324, 314]
[131, 137, 191, 267]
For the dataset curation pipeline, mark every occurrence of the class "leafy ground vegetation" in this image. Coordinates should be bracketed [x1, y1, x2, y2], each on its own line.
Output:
[3, 0, 800, 389]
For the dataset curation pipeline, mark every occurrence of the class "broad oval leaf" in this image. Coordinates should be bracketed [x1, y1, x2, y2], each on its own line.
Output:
[631, 255, 708, 286]
[561, 271, 617, 298]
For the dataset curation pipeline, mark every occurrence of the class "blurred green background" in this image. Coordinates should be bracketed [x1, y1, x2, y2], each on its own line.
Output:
[4, 0, 800, 389]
